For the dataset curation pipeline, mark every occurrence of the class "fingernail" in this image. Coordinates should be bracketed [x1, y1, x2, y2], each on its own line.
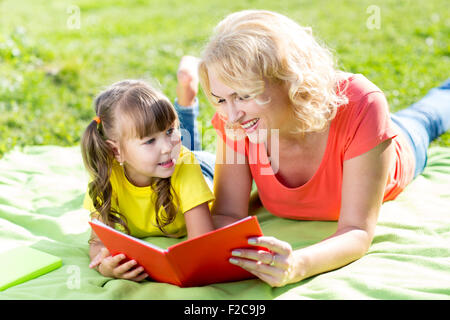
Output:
[229, 258, 239, 265]
[231, 250, 241, 257]
[248, 238, 257, 245]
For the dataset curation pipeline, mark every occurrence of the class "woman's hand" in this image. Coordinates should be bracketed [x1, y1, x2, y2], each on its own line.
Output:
[89, 247, 148, 282]
[229, 236, 301, 287]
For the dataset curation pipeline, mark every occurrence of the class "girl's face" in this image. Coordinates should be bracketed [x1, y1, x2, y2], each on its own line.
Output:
[207, 69, 292, 144]
[115, 124, 182, 187]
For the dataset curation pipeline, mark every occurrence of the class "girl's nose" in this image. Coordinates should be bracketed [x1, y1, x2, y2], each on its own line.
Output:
[160, 138, 173, 154]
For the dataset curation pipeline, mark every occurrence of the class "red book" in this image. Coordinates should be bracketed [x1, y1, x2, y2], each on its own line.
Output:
[89, 216, 266, 287]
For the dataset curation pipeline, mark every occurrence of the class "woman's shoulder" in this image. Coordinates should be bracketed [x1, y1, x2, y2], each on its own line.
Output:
[339, 72, 384, 103]
[333, 73, 390, 136]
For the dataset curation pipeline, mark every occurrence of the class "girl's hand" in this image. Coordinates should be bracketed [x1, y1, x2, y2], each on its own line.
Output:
[89, 247, 148, 282]
[229, 236, 299, 287]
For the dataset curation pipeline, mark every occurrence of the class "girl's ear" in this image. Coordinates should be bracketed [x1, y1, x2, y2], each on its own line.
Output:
[106, 139, 123, 163]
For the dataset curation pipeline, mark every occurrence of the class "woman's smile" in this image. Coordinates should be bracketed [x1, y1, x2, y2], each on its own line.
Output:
[241, 118, 260, 132]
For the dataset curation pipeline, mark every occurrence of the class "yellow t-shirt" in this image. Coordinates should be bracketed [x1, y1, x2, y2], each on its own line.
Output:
[83, 146, 215, 238]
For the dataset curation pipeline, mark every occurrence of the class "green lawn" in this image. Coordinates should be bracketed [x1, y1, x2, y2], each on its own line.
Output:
[0, 0, 449, 157]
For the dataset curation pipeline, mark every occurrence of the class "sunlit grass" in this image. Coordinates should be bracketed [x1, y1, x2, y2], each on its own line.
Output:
[0, 0, 448, 157]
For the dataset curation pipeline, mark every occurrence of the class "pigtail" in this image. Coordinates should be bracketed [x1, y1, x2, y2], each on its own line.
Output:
[152, 177, 181, 237]
[80, 118, 130, 235]
[82, 79, 183, 238]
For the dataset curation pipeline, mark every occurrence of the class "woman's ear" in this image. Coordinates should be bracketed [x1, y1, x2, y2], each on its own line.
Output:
[106, 139, 123, 163]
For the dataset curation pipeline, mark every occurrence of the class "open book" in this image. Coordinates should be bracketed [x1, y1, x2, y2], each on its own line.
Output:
[89, 216, 266, 287]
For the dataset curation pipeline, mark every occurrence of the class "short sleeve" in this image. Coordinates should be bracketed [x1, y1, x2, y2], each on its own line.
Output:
[172, 150, 215, 214]
[83, 189, 95, 212]
[82, 183, 118, 218]
[211, 113, 248, 155]
[343, 91, 397, 160]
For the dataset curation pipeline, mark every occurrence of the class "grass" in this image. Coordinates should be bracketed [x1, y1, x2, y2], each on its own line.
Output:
[0, 0, 449, 157]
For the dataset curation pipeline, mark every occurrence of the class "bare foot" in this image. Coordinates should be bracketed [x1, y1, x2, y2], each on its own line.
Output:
[176, 56, 200, 107]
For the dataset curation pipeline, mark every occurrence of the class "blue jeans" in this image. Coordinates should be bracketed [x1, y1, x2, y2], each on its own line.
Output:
[390, 78, 450, 178]
[174, 78, 450, 183]
[174, 98, 215, 189]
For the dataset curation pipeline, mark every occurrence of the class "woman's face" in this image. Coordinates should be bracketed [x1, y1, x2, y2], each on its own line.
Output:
[207, 69, 292, 144]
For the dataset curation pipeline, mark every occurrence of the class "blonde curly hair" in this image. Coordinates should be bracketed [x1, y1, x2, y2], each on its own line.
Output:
[199, 10, 349, 134]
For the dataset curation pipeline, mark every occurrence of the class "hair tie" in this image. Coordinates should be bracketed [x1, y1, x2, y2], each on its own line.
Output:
[93, 116, 101, 124]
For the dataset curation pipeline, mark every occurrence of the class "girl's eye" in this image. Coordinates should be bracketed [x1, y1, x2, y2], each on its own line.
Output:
[217, 99, 225, 104]
[168, 127, 180, 139]
[145, 138, 155, 145]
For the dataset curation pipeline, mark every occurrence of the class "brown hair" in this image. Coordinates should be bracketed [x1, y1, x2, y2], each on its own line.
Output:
[81, 80, 180, 236]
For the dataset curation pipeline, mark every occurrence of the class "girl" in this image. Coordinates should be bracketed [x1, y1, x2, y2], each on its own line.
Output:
[81, 61, 215, 281]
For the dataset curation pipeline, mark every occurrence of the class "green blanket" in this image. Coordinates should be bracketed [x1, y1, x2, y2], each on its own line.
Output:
[0, 145, 449, 300]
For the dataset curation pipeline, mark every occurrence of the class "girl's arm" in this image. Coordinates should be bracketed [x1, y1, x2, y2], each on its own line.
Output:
[88, 228, 105, 265]
[229, 139, 394, 287]
[210, 137, 254, 228]
[184, 202, 215, 239]
[88, 215, 148, 281]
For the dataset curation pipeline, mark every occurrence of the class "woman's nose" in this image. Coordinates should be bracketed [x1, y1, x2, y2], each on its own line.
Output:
[226, 102, 244, 123]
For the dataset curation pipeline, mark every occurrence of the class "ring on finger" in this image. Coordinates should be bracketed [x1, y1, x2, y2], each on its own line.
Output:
[268, 253, 276, 266]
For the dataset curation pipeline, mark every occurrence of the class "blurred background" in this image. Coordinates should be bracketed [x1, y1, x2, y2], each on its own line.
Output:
[0, 0, 448, 157]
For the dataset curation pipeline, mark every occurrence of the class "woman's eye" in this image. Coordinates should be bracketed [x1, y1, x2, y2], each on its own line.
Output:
[217, 99, 225, 104]
[235, 95, 249, 102]
[167, 128, 174, 135]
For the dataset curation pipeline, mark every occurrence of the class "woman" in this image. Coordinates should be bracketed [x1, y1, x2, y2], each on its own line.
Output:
[197, 10, 450, 287]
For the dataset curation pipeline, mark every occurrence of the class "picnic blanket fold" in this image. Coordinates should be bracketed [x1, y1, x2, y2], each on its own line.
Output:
[0, 145, 449, 299]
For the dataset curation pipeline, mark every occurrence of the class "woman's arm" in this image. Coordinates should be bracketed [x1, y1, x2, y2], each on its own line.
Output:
[210, 137, 253, 228]
[293, 138, 394, 281]
[229, 139, 394, 287]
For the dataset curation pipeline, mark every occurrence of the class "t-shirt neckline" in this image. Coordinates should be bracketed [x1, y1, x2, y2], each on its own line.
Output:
[249, 73, 358, 190]
[251, 118, 335, 191]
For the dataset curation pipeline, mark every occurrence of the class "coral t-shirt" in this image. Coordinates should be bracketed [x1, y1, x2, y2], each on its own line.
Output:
[211, 74, 416, 221]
